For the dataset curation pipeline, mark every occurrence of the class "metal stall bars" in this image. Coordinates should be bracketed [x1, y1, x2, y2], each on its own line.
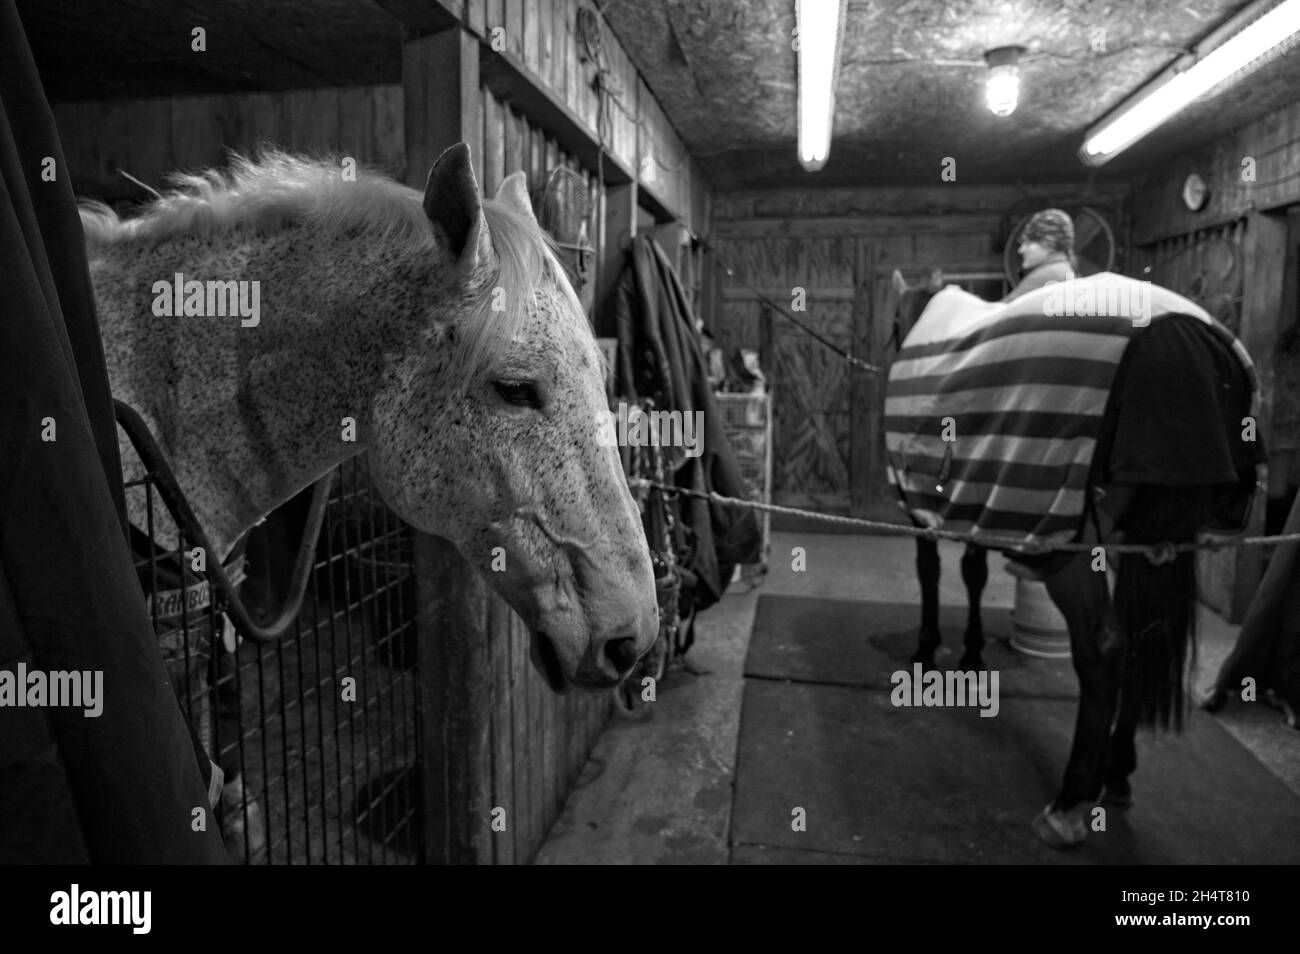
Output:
[116, 402, 420, 864]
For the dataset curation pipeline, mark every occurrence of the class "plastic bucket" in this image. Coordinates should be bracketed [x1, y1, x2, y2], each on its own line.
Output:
[1006, 562, 1071, 658]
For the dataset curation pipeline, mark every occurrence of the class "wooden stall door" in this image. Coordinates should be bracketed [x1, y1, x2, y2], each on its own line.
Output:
[715, 234, 881, 515]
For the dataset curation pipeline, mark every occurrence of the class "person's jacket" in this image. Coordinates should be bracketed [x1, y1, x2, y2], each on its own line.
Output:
[1003, 253, 1076, 302]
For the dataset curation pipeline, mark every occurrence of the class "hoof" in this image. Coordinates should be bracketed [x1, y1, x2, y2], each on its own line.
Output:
[1032, 804, 1088, 850]
[1265, 689, 1298, 729]
[911, 648, 938, 672]
[1199, 687, 1228, 713]
[957, 652, 985, 671]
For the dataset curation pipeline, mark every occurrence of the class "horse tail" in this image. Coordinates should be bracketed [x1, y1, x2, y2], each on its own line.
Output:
[1113, 484, 1203, 731]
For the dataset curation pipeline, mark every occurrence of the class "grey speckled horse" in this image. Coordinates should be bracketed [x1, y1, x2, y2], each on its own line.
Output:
[82, 143, 658, 692]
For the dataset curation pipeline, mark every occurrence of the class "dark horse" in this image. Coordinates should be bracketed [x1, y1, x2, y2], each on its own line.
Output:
[890, 269, 989, 672]
[886, 271, 1262, 848]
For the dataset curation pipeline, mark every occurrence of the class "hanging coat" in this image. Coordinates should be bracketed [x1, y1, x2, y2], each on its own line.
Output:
[604, 234, 761, 611]
[0, 0, 227, 863]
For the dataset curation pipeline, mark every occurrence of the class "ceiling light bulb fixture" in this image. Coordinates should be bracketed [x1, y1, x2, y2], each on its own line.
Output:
[984, 46, 1024, 117]
[1080, 0, 1300, 165]
[797, 0, 848, 171]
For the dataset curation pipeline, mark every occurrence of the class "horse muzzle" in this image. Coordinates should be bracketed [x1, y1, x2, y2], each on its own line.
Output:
[531, 621, 649, 694]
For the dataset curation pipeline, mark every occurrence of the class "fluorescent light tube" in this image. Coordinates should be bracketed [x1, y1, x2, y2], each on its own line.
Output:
[1081, 0, 1300, 165]
[797, 0, 847, 171]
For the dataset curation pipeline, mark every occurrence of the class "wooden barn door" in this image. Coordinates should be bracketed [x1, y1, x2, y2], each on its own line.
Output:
[714, 233, 880, 516]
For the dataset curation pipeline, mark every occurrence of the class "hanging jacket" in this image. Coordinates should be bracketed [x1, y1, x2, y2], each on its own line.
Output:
[603, 235, 761, 611]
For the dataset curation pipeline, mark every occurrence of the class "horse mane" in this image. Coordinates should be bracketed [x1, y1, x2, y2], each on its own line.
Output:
[78, 151, 435, 247]
[79, 150, 579, 386]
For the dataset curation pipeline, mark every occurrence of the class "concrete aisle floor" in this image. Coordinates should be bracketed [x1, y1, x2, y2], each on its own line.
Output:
[534, 531, 1300, 864]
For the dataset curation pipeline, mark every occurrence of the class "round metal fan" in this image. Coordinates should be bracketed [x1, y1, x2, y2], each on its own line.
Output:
[535, 167, 595, 294]
[1003, 205, 1117, 285]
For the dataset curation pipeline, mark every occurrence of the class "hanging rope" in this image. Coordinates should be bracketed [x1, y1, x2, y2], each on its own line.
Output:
[695, 234, 882, 373]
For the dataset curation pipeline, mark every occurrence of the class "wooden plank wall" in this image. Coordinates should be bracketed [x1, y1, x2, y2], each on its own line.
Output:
[471, 0, 709, 233]
[52, 2, 711, 234]
[1127, 94, 1300, 621]
[54, 86, 405, 203]
[1129, 97, 1300, 245]
[707, 183, 1128, 517]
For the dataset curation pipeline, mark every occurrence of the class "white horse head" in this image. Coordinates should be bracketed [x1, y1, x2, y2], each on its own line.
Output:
[85, 143, 659, 692]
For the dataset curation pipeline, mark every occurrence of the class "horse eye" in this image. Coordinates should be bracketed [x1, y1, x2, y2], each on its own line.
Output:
[492, 379, 541, 409]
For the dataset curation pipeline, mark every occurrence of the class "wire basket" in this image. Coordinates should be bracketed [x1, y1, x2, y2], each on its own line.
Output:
[715, 393, 769, 430]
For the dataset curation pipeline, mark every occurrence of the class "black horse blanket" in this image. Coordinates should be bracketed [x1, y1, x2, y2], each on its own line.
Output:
[885, 274, 1260, 551]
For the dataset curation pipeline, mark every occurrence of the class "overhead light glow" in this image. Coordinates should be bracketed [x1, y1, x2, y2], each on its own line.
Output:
[986, 67, 1020, 116]
[797, 0, 847, 171]
[1081, 0, 1300, 165]
[984, 47, 1024, 117]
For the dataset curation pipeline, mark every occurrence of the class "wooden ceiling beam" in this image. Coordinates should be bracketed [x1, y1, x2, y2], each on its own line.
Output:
[22, 0, 403, 100]
[371, 0, 460, 38]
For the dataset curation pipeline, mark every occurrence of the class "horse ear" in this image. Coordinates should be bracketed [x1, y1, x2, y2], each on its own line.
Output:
[891, 269, 908, 295]
[495, 172, 536, 221]
[423, 142, 492, 269]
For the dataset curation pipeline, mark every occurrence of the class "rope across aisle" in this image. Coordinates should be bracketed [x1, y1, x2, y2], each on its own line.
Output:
[627, 477, 1300, 559]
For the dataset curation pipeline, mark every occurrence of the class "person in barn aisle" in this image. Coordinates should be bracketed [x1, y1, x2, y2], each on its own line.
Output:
[1004, 208, 1077, 302]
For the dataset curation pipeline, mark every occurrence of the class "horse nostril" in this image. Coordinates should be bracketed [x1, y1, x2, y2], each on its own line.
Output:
[603, 636, 641, 675]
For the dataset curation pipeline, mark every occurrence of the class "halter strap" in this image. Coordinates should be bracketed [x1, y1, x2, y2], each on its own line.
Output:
[115, 399, 332, 644]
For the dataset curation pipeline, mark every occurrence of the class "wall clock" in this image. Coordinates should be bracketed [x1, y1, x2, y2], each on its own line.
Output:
[1182, 172, 1210, 211]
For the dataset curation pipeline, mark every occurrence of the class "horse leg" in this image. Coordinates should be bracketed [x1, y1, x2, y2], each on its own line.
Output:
[1102, 662, 1142, 808]
[957, 543, 988, 670]
[911, 536, 942, 670]
[1031, 550, 1126, 849]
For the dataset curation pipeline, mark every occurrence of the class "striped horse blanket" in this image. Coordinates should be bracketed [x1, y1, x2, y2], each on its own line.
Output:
[885, 273, 1257, 552]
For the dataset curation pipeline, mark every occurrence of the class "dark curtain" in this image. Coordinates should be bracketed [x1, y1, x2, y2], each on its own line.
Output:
[0, 0, 227, 863]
